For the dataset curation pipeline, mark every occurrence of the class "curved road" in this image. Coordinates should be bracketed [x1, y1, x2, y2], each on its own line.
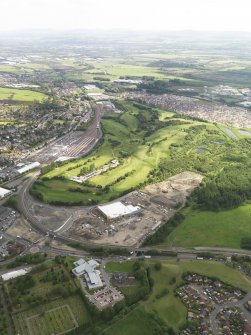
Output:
[14, 103, 251, 259]
[18, 174, 251, 258]
[210, 291, 251, 335]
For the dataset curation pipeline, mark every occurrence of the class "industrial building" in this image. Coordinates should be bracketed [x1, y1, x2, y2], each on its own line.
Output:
[2, 268, 31, 281]
[72, 258, 103, 289]
[97, 201, 141, 220]
[0, 187, 11, 199]
[16, 162, 40, 174]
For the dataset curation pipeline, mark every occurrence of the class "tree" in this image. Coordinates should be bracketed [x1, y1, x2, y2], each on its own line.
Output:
[154, 262, 162, 271]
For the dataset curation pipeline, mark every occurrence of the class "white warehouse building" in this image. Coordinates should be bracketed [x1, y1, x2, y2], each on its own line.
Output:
[16, 162, 40, 174]
[97, 201, 141, 220]
[0, 187, 12, 199]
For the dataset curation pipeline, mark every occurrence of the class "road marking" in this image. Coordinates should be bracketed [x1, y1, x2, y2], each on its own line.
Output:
[54, 215, 73, 233]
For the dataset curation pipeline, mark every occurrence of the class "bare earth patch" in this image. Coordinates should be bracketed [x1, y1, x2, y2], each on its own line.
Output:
[66, 171, 203, 247]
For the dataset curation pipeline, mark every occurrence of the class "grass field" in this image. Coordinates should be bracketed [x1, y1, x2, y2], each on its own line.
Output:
[162, 204, 251, 249]
[26, 304, 77, 335]
[0, 87, 46, 102]
[0, 65, 33, 74]
[32, 99, 250, 206]
[146, 259, 251, 331]
[8, 262, 77, 310]
[33, 101, 231, 205]
[103, 306, 160, 335]
[105, 259, 251, 332]
[61, 56, 200, 83]
[13, 295, 90, 335]
[10, 260, 90, 335]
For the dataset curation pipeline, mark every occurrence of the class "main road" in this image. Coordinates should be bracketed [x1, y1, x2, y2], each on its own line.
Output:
[13, 102, 251, 259]
[17, 171, 251, 259]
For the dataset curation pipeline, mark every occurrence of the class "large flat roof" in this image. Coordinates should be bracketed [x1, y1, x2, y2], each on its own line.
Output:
[2, 268, 30, 281]
[88, 272, 100, 285]
[97, 202, 140, 219]
[17, 162, 40, 174]
[72, 258, 99, 277]
[0, 187, 11, 198]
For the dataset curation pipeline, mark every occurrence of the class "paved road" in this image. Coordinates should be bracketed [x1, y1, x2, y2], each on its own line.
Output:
[5, 101, 251, 261]
[17, 173, 251, 258]
[210, 291, 251, 334]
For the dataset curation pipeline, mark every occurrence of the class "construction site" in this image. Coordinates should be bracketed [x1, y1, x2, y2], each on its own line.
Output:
[5, 172, 203, 247]
[66, 171, 203, 247]
[6, 172, 203, 248]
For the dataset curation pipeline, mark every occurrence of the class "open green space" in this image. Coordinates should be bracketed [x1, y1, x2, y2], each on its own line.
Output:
[30, 99, 251, 249]
[0, 87, 46, 102]
[105, 259, 251, 333]
[162, 204, 251, 249]
[0, 65, 33, 74]
[31, 100, 247, 206]
[103, 306, 160, 335]
[13, 295, 89, 335]
[145, 259, 251, 331]
[8, 259, 90, 335]
[8, 260, 79, 311]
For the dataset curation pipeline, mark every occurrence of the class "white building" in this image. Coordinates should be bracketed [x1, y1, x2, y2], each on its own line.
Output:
[0, 187, 12, 199]
[16, 162, 40, 174]
[239, 101, 251, 108]
[72, 258, 102, 289]
[86, 93, 110, 101]
[114, 79, 142, 85]
[97, 201, 141, 220]
[2, 267, 31, 281]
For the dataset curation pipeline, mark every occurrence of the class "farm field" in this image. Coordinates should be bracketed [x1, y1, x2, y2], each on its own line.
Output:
[0, 65, 34, 74]
[105, 259, 251, 332]
[162, 204, 251, 249]
[0, 87, 46, 102]
[89, 62, 194, 81]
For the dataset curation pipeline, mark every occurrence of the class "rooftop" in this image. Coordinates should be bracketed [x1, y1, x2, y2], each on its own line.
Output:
[2, 268, 30, 281]
[17, 162, 40, 174]
[0, 187, 11, 198]
[97, 201, 140, 219]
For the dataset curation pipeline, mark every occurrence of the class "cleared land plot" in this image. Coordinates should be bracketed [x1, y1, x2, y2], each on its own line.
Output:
[67, 171, 202, 247]
[163, 204, 251, 248]
[0, 87, 46, 102]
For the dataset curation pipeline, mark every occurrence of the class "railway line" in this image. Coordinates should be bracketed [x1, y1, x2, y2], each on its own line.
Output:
[13, 103, 251, 260]
[18, 176, 251, 259]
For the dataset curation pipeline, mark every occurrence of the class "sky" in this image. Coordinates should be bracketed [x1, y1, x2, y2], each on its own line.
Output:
[1, 0, 251, 32]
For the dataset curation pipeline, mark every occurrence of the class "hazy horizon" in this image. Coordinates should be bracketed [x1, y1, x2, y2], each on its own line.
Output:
[1, 0, 251, 33]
